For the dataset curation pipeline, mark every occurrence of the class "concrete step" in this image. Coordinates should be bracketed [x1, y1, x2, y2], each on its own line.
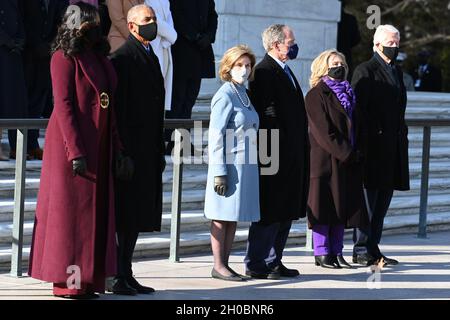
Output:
[408, 132, 450, 147]
[388, 193, 450, 215]
[408, 146, 450, 161]
[0, 188, 207, 223]
[1, 210, 449, 271]
[3, 184, 448, 246]
[0, 210, 210, 245]
[409, 161, 450, 179]
[0, 171, 207, 198]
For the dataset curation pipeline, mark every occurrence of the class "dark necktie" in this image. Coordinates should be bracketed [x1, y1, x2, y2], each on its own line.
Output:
[43, 0, 50, 12]
[284, 65, 296, 88]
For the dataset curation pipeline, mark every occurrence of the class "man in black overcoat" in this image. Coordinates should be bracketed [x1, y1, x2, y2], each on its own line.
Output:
[110, 4, 165, 295]
[21, 0, 68, 159]
[352, 25, 410, 266]
[245, 24, 310, 279]
[0, 0, 27, 159]
[165, 0, 218, 154]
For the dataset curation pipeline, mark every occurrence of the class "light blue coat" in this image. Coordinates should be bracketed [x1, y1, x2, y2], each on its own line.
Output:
[204, 82, 260, 222]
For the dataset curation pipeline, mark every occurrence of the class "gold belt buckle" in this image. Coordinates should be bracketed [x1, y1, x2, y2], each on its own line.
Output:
[100, 92, 109, 109]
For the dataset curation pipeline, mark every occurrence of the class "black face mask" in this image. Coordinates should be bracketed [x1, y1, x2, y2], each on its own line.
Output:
[382, 46, 399, 61]
[84, 26, 102, 45]
[136, 22, 157, 41]
[328, 66, 346, 80]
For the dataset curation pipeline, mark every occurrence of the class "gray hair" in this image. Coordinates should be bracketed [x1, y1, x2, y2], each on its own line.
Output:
[262, 24, 287, 52]
[373, 24, 400, 51]
[127, 4, 152, 23]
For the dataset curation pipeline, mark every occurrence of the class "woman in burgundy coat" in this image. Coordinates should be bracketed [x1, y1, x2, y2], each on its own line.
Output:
[28, 2, 126, 299]
[305, 49, 368, 269]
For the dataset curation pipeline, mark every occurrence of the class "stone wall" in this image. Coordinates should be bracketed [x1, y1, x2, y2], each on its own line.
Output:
[201, 0, 342, 95]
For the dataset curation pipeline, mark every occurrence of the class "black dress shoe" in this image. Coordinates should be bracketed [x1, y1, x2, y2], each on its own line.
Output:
[334, 255, 354, 269]
[381, 255, 399, 265]
[226, 266, 249, 280]
[315, 255, 340, 269]
[112, 278, 138, 295]
[212, 268, 244, 281]
[272, 264, 300, 277]
[55, 292, 100, 300]
[245, 269, 280, 280]
[352, 253, 376, 266]
[127, 276, 155, 293]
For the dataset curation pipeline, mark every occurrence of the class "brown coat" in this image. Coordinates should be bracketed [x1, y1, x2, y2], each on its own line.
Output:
[304, 81, 368, 228]
[106, 0, 144, 53]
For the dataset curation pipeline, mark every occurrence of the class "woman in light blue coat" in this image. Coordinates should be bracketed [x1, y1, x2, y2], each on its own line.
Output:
[204, 45, 260, 281]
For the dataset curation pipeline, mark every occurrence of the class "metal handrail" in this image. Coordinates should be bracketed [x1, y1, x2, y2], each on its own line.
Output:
[1, 117, 450, 276]
[0, 118, 209, 276]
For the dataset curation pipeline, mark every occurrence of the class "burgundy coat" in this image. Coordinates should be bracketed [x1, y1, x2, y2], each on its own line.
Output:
[305, 81, 368, 228]
[29, 50, 120, 284]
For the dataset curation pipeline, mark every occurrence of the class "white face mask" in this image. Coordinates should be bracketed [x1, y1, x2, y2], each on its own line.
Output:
[230, 66, 250, 84]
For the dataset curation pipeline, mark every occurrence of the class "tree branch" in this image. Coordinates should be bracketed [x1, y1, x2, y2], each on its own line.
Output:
[402, 34, 450, 48]
[381, 0, 416, 16]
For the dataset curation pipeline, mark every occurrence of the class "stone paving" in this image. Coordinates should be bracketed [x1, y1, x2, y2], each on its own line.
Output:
[0, 230, 449, 300]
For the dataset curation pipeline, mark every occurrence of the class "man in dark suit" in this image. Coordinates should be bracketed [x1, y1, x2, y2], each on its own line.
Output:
[21, 0, 68, 160]
[110, 4, 165, 295]
[352, 25, 410, 266]
[165, 0, 218, 154]
[337, 0, 360, 76]
[413, 50, 443, 92]
[0, 0, 27, 160]
[245, 24, 310, 279]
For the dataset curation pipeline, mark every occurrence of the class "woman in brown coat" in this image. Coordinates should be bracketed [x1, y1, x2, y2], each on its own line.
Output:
[106, 0, 144, 53]
[305, 49, 368, 269]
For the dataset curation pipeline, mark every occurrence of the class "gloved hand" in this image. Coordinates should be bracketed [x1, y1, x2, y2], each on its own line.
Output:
[196, 33, 211, 50]
[344, 150, 363, 164]
[264, 103, 277, 118]
[115, 152, 134, 181]
[6, 38, 25, 54]
[72, 157, 87, 176]
[214, 175, 227, 196]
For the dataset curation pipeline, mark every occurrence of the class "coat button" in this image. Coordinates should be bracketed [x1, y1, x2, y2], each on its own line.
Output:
[378, 129, 383, 135]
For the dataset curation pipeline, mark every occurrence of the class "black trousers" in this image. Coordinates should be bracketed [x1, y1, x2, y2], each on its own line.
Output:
[164, 72, 202, 142]
[244, 220, 292, 273]
[116, 230, 139, 279]
[353, 188, 394, 258]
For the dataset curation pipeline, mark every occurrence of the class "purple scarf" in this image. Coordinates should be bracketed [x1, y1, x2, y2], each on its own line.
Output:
[322, 76, 356, 117]
[322, 76, 356, 147]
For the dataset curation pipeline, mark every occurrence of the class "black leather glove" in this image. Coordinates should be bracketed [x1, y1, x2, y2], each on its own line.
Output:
[115, 152, 134, 181]
[196, 33, 211, 50]
[7, 38, 25, 54]
[344, 150, 363, 164]
[214, 175, 227, 196]
[72, 157, 87, 176]
[264, 102, 277, 118]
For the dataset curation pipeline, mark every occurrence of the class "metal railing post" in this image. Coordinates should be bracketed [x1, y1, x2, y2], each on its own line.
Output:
[169, 129, 184, 262]
[418, 126, 431, 238]
[10, 128, 28, 277]
[305, 221, 314, 251]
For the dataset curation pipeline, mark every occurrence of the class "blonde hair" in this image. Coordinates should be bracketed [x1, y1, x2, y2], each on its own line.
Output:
[309, 49, 348, 88]
[219, 45, 256, 82]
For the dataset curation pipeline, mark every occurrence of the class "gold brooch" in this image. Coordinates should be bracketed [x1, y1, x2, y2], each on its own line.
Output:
[100, 92, 109, 109]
